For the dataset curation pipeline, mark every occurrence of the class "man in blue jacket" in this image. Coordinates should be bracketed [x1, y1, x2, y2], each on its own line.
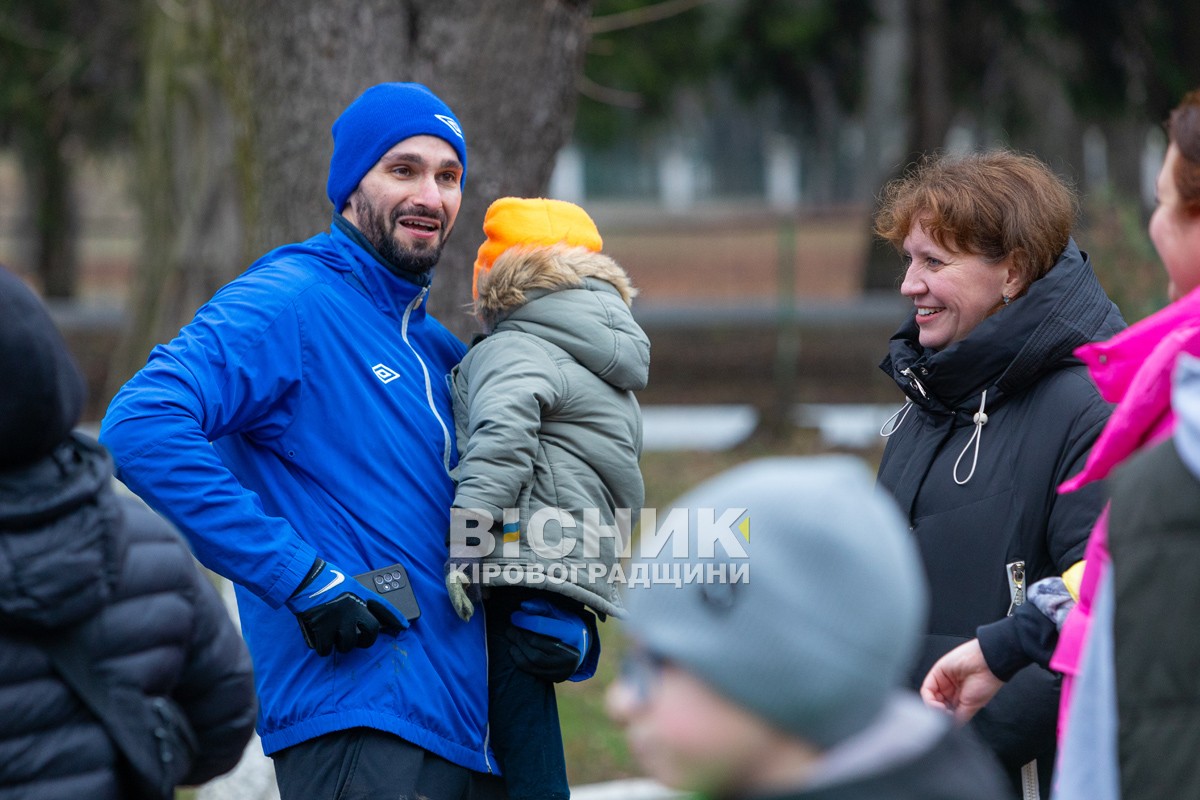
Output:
[101, 82, 575, 800]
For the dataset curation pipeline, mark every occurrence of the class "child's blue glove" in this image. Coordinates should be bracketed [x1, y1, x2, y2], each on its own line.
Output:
[508, 598, 600, 682]
[286, 557, 409, 656]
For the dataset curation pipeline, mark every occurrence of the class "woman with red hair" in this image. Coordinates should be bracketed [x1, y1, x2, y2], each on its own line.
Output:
[923, 88, 1200, 800]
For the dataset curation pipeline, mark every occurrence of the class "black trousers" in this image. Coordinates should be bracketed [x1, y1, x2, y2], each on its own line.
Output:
[485, 587, 575, 800]
[272, 727, 507, 800]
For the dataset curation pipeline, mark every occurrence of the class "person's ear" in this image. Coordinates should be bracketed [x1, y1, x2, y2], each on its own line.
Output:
[1002, 256, 1027, 300]
[341, 191, 360, 226]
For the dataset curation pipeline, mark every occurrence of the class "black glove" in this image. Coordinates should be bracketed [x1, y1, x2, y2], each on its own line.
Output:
[504, 625, 581, 682]
[286, 557, 408, 656]
[505, 598, 599, 682]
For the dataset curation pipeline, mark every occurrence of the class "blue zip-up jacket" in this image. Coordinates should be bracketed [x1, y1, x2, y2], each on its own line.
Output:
[99, 220, 493, 770]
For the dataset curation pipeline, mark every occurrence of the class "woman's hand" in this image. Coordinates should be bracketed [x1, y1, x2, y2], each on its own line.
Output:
[920, 638, 1004, 723]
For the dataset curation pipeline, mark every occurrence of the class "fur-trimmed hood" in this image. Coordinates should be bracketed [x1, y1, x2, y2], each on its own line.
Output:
[475, 245, 649, 392]
[475, 245, 637, 327]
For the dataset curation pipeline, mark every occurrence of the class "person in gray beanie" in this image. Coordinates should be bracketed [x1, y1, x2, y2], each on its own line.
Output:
[607, 456, 1009, 800]
[0, 265, 257, 797]
[100, 82, 568, 799]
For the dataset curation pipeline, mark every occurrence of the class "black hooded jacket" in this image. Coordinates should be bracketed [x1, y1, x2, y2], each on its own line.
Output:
[876, 240, 1125, 784]
[0, 435, 256, 799]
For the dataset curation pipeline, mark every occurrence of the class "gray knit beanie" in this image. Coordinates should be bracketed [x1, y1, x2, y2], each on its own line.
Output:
[622, 455, 928, 749]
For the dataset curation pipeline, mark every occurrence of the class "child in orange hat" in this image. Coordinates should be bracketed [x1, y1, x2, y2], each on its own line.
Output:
[446, 197, 649, 800]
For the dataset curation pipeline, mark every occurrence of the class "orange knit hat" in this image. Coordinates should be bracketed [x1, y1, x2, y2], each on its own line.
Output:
[473, 197, 603, 298]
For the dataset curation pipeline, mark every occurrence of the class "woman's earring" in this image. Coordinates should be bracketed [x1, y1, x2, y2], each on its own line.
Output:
[1002, 294, 1011, 306]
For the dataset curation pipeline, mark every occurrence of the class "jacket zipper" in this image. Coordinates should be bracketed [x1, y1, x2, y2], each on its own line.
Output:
[1006, 560, 1026, 616]
[400, 288, 491, 770]
[399, 287, 455, 476]
[480, 609, 494, 773]
[1020, 760, 1040, 800]
[341, 254, 486, 767]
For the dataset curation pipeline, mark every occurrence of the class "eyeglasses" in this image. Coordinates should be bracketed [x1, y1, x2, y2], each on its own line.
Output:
[618, 646, 667, 704]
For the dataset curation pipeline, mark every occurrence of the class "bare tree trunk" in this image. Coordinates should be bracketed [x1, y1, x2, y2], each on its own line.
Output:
[805, 65, 843, 207]
[859, 0, 915, 293]
[909, 0, 951, 156]
[110, 0, 592, 395]
[202, 0, 589, 333]
[1011, 62, 1085, 191]
[107, 0, 242, 394]
[855, 0, 910, 201]
[1102, 115, 1149, 202]
[19, 113, 79, 298]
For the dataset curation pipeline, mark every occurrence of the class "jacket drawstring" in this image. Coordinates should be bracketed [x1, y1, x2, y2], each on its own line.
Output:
[879, 400, 914, 437]
[953, 390, 989, 485]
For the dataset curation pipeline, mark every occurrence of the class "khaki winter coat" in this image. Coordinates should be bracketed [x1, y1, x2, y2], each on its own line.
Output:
[451, 245, 650, 618]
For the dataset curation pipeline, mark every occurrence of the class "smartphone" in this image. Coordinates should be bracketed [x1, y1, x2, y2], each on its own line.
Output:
[354, 562, 421, 622]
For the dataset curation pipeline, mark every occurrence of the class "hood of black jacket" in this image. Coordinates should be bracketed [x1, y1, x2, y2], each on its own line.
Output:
[880, 239, 1126, 412]
[0, 434, 118, 632]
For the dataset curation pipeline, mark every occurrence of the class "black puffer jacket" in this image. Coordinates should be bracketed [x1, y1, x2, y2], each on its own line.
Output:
[876, 240, 1125, 789]
[0, 434, 256, 799]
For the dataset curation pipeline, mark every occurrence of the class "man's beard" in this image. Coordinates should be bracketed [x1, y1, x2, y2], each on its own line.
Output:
[358, 200, 449, 275]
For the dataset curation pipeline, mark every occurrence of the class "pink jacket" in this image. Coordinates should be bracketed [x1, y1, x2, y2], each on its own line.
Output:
[1051, 285, 1200, 736]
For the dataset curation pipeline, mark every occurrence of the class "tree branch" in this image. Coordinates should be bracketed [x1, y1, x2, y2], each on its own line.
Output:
[589, 0, 717, 35]
[577, 74, 644, 108]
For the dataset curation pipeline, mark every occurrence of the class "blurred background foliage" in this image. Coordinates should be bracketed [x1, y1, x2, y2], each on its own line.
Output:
[0, 0, 1188, 315]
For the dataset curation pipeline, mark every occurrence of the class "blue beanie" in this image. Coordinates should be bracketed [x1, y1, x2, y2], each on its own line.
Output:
[326, 82, 467, 211]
